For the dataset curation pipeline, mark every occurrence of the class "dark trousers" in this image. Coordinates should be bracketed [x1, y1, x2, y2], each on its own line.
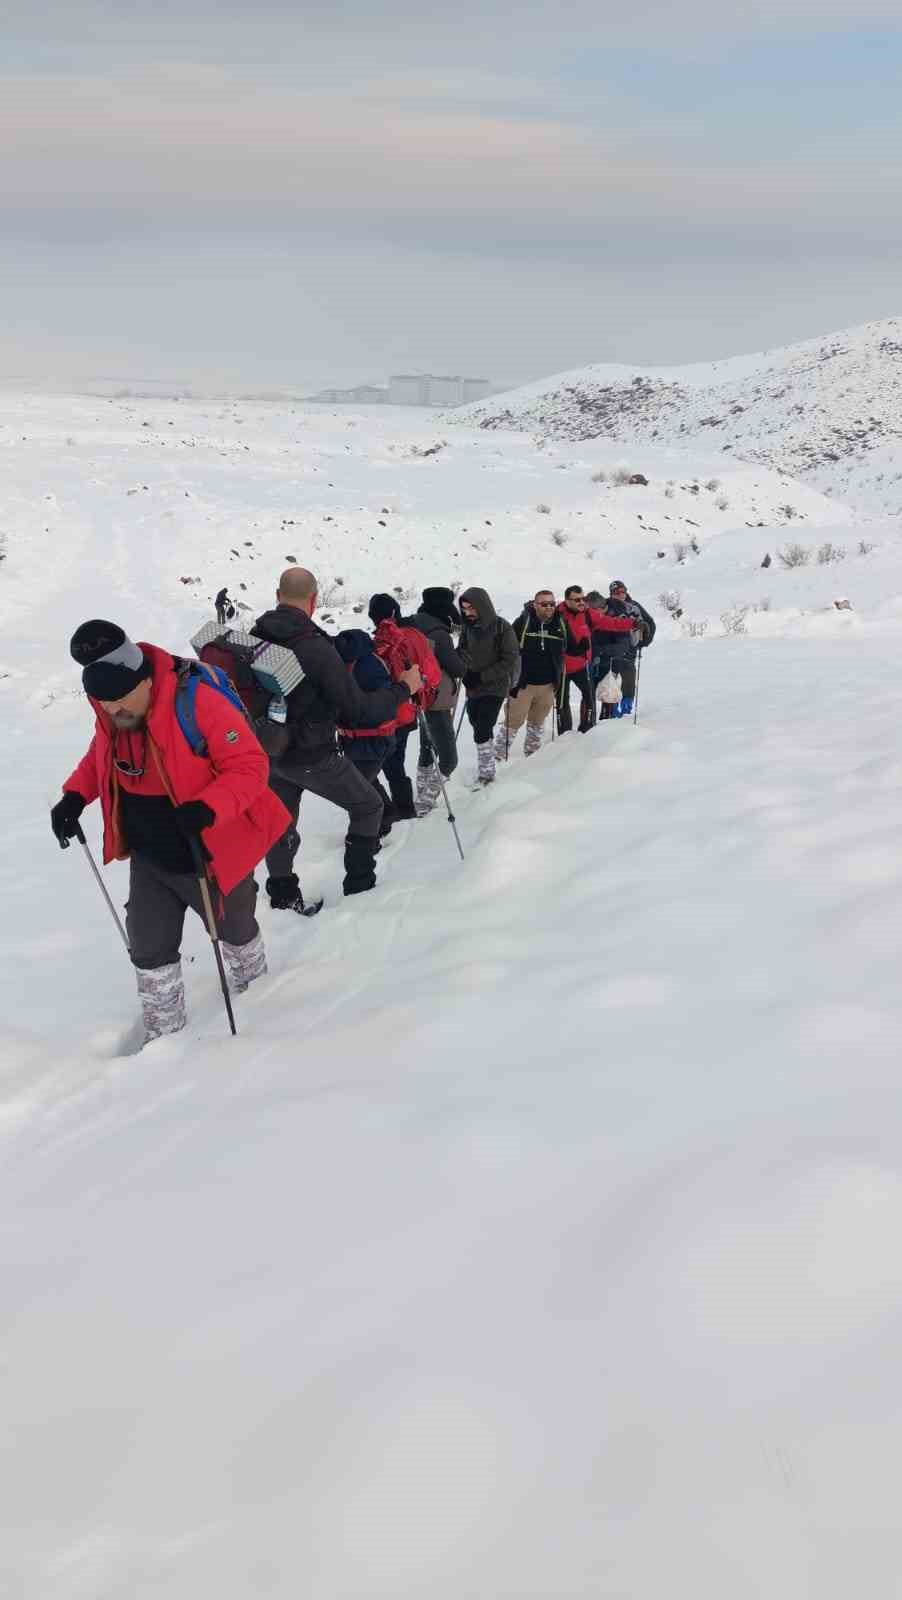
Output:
[383, 723, 415, 811]
[127, 852, 258, 970]
[266, 751, 383, 882]
[418, 708, 458, 776]
[466, 695, 504, 745]
[342, 750, 395, 832]
[558, 669, 595, 734]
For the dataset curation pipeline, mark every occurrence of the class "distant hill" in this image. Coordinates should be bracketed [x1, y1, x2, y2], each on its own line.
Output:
[450, 320, 902, 515]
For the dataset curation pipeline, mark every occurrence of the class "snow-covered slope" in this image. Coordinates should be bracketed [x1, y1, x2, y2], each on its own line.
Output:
[452, 318, 902, 515]
[5, 393, 902, 1596]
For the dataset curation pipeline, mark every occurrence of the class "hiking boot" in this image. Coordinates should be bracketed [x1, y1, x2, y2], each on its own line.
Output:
[266, 875, 323, 917]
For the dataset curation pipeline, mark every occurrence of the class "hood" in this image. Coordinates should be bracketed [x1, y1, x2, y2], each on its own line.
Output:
[460, 586, 497, 626]
[253, 604, 316, 644]
[334, 628, 375, 664]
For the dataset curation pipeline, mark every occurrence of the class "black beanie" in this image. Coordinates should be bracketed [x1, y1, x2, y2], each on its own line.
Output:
[70, 619, 152, 701]
[368, 592, 402, 625]
[421, 587, 461, 628]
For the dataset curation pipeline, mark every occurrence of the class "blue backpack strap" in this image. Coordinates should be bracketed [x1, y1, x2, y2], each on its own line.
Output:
[175, 659, 249, 758]
[174, 661, 206, 755]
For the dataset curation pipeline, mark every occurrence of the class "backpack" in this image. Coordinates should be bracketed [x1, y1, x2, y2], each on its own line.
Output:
[188, 621, 306, 759]
[174, 659, 254, 757]
[374, 621, 442, 711]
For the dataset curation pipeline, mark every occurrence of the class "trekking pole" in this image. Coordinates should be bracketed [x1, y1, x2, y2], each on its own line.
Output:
[633, 649, 643, 726]
[63, 822, 130, 951]
[416, 711, 464, 861]
[454, 702, 466, 743]
[505, 697, 510, 759]
[188, 837, 237, 1036]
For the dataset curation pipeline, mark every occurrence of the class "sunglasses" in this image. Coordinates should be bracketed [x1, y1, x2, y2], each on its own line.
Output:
[535, 600, 555, 608]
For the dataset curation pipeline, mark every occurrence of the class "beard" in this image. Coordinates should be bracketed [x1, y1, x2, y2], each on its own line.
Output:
[110, 710, 145, 730]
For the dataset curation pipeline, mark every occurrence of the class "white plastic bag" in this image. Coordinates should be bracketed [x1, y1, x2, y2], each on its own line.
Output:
[597, 669, 622, 705]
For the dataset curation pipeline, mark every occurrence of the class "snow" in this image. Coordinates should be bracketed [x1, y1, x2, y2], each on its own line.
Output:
[452, 316, 902, 516]
[3, 387, 902, 1595]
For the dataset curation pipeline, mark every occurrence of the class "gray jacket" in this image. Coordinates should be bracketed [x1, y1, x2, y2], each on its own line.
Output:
[410, 608, 466, 711]
[458, 587, 520, 700]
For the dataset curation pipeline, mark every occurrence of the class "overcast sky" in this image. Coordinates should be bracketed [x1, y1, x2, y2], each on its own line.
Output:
[3, 0, 902, 390]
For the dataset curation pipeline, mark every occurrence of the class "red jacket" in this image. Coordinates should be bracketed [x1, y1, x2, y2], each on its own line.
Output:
[558, 602, 633, 676]
[63, 644, 291, 896]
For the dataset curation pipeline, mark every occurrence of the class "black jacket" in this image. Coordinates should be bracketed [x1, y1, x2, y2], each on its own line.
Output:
[511, 606, 566, 688]
[252, 605, 408, 767]
[593, 598, 656, 666]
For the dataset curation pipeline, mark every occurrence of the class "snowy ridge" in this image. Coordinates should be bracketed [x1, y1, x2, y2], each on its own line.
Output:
[451, 318, 902, 514]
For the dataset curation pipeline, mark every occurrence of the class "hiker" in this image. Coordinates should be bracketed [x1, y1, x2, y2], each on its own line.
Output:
[457, 586, 519, 785]
[334, 627, 399, 834]
[495, 590, 566, 760]
[557, 585, 633, 733]
[252, 568, 421, 902]
[214, 588, 235, 625]
[366, 594, 441, 820]
[50, 620, 290, 1043]
[595, 579, 656, 717]
[408, 587, 466, 815]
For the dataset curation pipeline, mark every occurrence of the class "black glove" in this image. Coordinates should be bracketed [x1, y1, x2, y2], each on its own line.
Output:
[572, 636, 590, 656]
[50, 791, 86, 848]
[463, 670, 481, 691]
[173, 799, 216, 837]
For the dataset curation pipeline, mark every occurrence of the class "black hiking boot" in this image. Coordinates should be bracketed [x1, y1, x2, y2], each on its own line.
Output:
[266, 875, 324, 917]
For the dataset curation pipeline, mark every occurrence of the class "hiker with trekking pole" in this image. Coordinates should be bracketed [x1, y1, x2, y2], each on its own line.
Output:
[457, 587, 520, 787]
[494, 590, 566, 762]
[592, 580, 655, 720]
[406, 588, 467, 814]
[49, 620, 291, 1045]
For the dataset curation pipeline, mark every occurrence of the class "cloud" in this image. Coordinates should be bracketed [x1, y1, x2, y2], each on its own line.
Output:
[6, 0, 902, 60]
[1, 62, 899, 258]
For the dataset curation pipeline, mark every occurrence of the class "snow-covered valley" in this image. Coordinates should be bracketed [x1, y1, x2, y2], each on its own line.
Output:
[3, 379, 902, 1596]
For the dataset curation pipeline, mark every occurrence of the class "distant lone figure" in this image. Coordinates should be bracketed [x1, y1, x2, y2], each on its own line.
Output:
[215, 588, 235, 625]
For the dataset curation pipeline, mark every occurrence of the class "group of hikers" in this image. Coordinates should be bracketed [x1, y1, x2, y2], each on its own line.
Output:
[50, 570, 654, 1046]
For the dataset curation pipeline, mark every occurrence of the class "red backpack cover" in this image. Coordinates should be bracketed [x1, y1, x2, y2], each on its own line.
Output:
[373, 620, 442, 724]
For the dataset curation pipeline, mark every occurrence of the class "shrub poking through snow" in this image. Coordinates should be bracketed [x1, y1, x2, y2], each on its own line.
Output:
[705, 478, 720, 492]
[859, 539, 876, 555]
[817, 541, 846, 565]
[664, 486, 675, 499]
[591, 470, 607, 483]
[715, 496, 729, 511]
[721, 604, 748, 636]
[683, 619, 708, 638]
[673, 541, 689, 563]
[610, 466, 634, 486]
[778, 503, 799, 521]
[659, 589, 682, 614]
[778, 542, 812, 568]
[536, 502, 551, 514]
[551, 528, 567, 547]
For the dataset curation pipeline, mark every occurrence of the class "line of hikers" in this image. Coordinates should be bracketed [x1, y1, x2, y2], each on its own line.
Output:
[50, 572, 653, 1045]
